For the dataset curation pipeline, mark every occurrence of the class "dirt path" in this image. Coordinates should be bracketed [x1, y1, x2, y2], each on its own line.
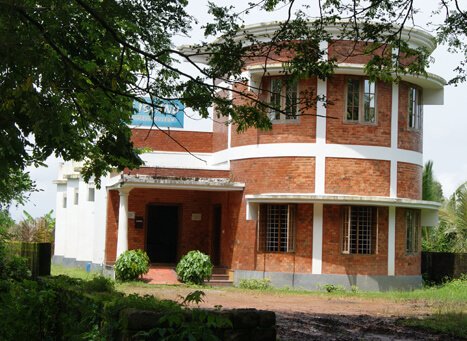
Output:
[122, 286, 459, 340]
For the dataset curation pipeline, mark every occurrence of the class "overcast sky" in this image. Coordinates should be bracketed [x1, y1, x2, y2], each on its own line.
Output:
[9, 1, 467, 221]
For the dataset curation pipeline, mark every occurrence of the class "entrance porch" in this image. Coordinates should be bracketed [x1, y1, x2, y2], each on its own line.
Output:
[104, 174, 244, 269]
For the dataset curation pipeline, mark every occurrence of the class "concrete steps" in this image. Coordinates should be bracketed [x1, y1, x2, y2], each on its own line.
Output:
[205, 267, 234, 287]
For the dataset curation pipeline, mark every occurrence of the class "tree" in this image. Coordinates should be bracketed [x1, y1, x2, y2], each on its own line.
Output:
[8, 210, 55, 243]
[422, 161, 443, 203]
[1, 0, 466, 206]
[437, 183, 467, 252]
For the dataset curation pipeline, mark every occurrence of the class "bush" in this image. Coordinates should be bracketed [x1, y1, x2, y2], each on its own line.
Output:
[238, 278, 272, 290]
[320, 284, 346, 293]
[176, 250, 213, 285]
[114, 249, 150, 282]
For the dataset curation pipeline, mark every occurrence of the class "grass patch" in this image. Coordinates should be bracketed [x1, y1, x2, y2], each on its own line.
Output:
[51, 264, 98, 280]
[400, 312, 467, 339]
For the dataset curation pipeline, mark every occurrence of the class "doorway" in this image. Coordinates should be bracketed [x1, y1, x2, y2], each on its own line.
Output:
[211, 205, 222, 266]
[146, 205, 179, 263]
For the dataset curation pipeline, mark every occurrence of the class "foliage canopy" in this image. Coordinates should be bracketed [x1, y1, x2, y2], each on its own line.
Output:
[0, 0, 465, 205]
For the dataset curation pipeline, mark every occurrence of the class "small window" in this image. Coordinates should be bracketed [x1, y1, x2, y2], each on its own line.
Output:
[406, 209, 420, 253]
[63, 194, 67, 208]
[258, 204, 296, 252]
[269, 78, 298, 121]
[88, 187, 95, 202]
[408, 87, 422, 130]
[342, 206, 378, 254]
[74, 189, 79, 205]
[345, 79, 376, 123]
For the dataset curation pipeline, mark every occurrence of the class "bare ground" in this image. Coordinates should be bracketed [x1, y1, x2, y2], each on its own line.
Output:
[121, 286, 463, 340]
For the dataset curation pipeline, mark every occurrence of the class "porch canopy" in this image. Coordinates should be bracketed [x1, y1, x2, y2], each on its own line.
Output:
[108, 174, 245, 258]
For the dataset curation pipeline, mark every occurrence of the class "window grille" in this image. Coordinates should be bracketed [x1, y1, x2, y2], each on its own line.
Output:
[346, 79, 360, 121]
[342, 206, 378, 254]
[408, 87, 423, 130]
[258, 204, 296, 252]
[363, 80, 376, 123]
[406, 209, 420, 253]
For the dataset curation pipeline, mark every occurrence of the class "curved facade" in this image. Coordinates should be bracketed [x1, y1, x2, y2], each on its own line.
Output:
[53, 22, 443, 291]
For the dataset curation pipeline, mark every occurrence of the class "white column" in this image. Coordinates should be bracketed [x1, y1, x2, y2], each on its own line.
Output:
[312, 203, 324, 274]
[116, 187, 132, 259]
[390, 83, 399, 198]
[388, 206, 396, 276]
[315, 78, 327, 195]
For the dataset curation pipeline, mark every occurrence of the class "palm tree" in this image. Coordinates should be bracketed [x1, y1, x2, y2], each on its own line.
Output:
[438, 183, 467, 252]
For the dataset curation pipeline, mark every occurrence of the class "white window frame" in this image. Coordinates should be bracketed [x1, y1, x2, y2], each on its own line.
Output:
[345, 78, 377, 124]
[258, 204, 296, 253]
[88, 187, 95, 202]
[406, 209, 420, 254]
[73, 188, 79, 205]
[342, 206, 378, 255]
[269, 78, 299, 122]
[408, 87, 423, 130]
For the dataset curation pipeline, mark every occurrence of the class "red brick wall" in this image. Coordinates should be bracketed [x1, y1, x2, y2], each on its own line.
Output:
[328, 40, 389, 64]
[395, 208, 421, 275]
[325, 158, 390, 196]
[124, 167, 230, 179]
[397, 162, 422, 200]
[231, 77, 317, 147]
[255, 204, 313, 273]
[231, 157, 315, 193]
[212, 111, 229, 152]
[398, 82, 423, 152]
[322, 205, 388, 275]
[326, 75, 391, 147]
[105, 190, 119, 264]
[131, 129, 213, 153]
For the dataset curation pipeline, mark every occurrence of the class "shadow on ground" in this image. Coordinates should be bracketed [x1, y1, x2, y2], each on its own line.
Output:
[276, 312, 459, 341]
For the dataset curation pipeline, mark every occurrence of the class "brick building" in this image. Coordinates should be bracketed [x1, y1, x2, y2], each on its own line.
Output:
[53, 22, 444, 290]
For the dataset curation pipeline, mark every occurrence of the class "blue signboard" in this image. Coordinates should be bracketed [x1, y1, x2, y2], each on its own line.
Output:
[132, 98, 184, 128]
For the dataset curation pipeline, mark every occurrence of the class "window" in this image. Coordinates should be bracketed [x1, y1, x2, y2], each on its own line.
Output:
[74, 189, 79, 205]
[408, 87, 422, 130]
[63, 194, 67, 208]
[258, 204, 296, 252]
[406, 209, 420, 253]
[88, 187, 95, 202]
[269, 78, 298, 121]
[345, 78, 376, 123]
[342, 206, 378, 254]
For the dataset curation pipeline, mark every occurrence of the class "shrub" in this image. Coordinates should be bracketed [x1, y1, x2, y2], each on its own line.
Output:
[320, 284, 345, 293]
[238, 278, 272, 290]
[176, 250, 213, 285]
[114, 249, 150, 282]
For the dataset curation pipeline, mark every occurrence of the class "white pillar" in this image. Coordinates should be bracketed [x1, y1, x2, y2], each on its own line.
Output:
[388, 206, 396, 276]
[312, 203, 324, 274]
[390, 83, 399, 198]
[116, 187, 132, 259]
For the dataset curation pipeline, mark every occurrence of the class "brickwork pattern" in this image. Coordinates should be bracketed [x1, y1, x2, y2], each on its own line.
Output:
[326, 75, 391, 147]
[131, 129, 213, 153]
[255, 204, 313, 273]
[395, 208, 421, 275]
[231, 78, 317, 147]
[325, 158, 390, 196]
[398, 82, 423, 152]
[322, 205, 389, 275]
[397, 162, 422, 200]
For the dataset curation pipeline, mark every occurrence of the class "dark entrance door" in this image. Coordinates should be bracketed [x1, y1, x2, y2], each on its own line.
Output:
[147, 205, 179, 263]
[211, 205, 222, 266]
